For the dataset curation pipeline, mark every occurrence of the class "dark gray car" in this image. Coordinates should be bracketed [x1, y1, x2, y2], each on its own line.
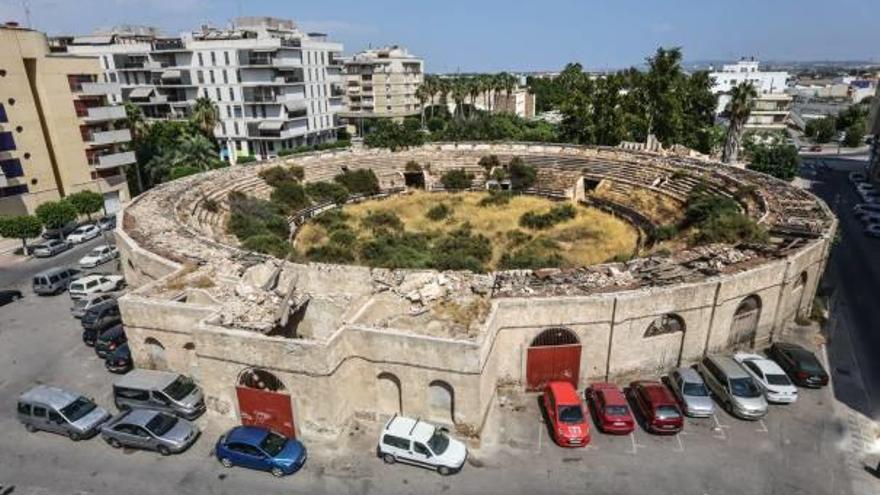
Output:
[101, 409, 199, 455]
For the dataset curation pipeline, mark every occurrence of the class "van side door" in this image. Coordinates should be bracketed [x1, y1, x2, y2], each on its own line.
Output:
[47, 409, 70, 434]
[411, 441, 435, 467]
[31, 404, 50, 432]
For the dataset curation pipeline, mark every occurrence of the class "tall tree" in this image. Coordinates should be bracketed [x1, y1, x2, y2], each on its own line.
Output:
[35, 200, 78, 239]
[190, 96, 220, 140]
[123, 102, 147, 193]
[643, 47, 685, 144]
[66, 190, 105, 220]
[722, 82, 757, 163]
[0, 215, 43, 253]
[415, 84, 430, 129]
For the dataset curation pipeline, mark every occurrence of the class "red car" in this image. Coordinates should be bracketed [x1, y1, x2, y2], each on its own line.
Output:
[629, 380, 683, 435]
[542, 381, 590, 447]
[586, 382, 635, 434]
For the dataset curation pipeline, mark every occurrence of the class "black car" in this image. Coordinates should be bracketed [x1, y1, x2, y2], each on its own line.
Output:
[95, 324, 127, 358]
[82, 303, 122, 346]
[767, 342, 829, 388]
[105, 342, 132, 374]
[0, 290, 23, 307]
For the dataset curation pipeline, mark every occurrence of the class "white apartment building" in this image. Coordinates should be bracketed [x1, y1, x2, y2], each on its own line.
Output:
[710, 59, 793, 132]
[59, 17, 345, 162]
[341, 46, 423, 127]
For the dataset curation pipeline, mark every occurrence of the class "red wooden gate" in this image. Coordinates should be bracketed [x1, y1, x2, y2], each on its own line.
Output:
[526, 344, 582, 391]
[235, 386, 295, 438]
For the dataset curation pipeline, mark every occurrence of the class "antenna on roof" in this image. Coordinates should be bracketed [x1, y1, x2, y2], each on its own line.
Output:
[21, 0, 32, 28]
[408, 417, 420, 436]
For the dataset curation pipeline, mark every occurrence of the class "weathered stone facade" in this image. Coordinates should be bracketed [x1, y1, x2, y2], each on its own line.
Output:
[116, 142, 835, 443]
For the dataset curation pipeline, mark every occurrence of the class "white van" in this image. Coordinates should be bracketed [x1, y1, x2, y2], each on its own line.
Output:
[377, 415, 467, 475]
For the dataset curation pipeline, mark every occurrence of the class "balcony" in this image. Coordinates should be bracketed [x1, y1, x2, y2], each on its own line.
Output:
[243, 93, 278, 103]
[86, 129, 131, 146]
[153, 39, 185, 51]
[79, 82, 120, 96]
[83, 106, 127, 122]
[273, 75, 305, 84]
[95, 150, 136, 169]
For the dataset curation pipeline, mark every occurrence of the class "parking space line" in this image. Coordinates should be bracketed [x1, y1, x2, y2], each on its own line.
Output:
[628, 432, 644, 455]
[536, 422, 543, 452]
[756, 419, 769, 433]
[673, 433, 685, 452]
[712, 414, 729, 440]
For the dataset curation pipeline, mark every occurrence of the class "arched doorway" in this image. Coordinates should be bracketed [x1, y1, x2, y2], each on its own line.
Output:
[235, 368, 295, 438]
[428, 380, 455, 424]
[728, 295, 762, 350]
[526, 327, 581, 391]
[376, 372, 402, 415]
[143, 337, 168, 370]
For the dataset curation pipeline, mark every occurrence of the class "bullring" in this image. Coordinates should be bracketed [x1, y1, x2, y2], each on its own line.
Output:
[115, 142, 835, 442]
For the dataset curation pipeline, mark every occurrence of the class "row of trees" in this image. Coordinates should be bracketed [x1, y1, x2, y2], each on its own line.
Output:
[804, 103, 870, 147]
[415, 73, 521, 126]
[0, 190, 105, 252]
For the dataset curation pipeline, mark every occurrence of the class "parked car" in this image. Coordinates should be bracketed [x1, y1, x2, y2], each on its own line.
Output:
[71, 293, 116, 319]
[66, 224, 101, 244]
[849, 172, 867, 183]
[97, 215, 117, 232]
[809, 145, 822, 152]
[0, 289, 23, 307]
[68, 274, 124, 300]
[17, 384, 110, 441]
[105, 342, 132, 374]
[78, 245, 118, 268]
[113, 370, 205, 419]
[42, 221, 77, 240]
[32, 239, 71, 258]
[854, 203, 880, 215]
[32, 267, 80, 296]
[766, 343, 829, 388]
[101, 409, 199, 455]
[215, 426, 307, 477]
[376, 415, 466, 475]
[585, 382, 635, 435]
[859, 212, 880, 225]
[698, 355, 768, 420]
[83, 324, 121, 349]
[733, 353, 798, 404]
[865, 224, 880, 238]
[95, 324, 127, 358]
[859, 190, 880, 203]
[541, 381, 590, 447]
[666, 367, 714, 417]
[81, 301, 121, 334]
[628, 380, 684, 434]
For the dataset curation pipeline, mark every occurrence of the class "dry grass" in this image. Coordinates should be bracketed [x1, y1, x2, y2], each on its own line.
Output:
[297, 192, 638, 268]
[592, 181, 683, 224]
[433, 298, 491, 329]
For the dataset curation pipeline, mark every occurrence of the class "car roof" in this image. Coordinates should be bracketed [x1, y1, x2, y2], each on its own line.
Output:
[98, 325, 124, 339]
[73, 275, 104, 283]
[227, 425, 271, 445]
[633, 381, 675, 405]
[116, 408, 160, 427]
[707, 355, 750, 378]
[384, 415, 435, 442]
[591, 382, 627, 405]
[735, 353, 786, 375]
[114, 369, 179, 390]
[673, 367, 703, 383]
[19, 384, 82, 409]
[547, 381, 580, 404]
[35, 267, 72, 277]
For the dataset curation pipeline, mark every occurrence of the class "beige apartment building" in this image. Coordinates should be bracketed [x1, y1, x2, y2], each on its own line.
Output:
[0, 23, 132, 216]
[341, 46, 423, 131]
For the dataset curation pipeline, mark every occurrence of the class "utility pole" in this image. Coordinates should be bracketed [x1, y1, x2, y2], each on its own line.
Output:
[22, 0, 32, 28]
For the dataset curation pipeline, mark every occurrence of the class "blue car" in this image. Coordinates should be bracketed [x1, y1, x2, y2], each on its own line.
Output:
[215, 426, 307, 477]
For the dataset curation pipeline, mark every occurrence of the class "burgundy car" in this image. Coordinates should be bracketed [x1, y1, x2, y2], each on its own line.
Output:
[629, 380, 683, 435]
[586, 382, 635, 435]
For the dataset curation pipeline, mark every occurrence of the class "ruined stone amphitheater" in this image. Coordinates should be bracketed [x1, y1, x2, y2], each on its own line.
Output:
[116, 142, 835, 442]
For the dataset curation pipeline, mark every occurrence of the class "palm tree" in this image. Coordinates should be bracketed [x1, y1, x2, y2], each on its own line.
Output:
[721, 82, 757, 163]
[122, 102, 147, 192]
[415, 84, 430, 130]
[146, 133, 222, 183]
[451, 78, 468, 121]
[190, 96, 219, 140]
[467, 78, 481, 119]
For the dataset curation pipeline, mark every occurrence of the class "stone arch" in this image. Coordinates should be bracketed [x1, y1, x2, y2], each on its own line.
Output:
[530, 327, 580, 347]
[728, 295, 762, 350]
[644, 313, 685, 338]
[183, 342, 196, 351]
[143, 337, 168, 370]
[238, 367, 286, 392]
[428, 380, 455, 424]
[526, 327, 582, 390]
[376, 372, 402, 415]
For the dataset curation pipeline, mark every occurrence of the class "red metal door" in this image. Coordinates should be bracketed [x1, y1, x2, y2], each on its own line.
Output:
[526, 344, 581, 391]
[235, 386, 295, 438]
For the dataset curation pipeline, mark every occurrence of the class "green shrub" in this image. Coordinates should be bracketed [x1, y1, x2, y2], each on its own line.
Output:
[360, 232, 433, 269]
[499, 248, 563, 270]
[259, 166, 304, 186]
[270, 180, 310, 213]
[684, 188, 767, 245]
[508, 157, 537, 191]
[306, 243, 356, 263]
[313, 209, 350, 231]
[425, 203, 452, 221]
[519, 204, 576, 229]
[168, 166, 201, 180]
[328, 228, 357, 247]
[505, 229, 532, 246]
[440, 169, 474, 190]
[361, 210, 404, 232]
[334, 169, 380, 195]
[478, 155, 500, 172]
[745, 142, 799, 181]
[227, 195, 290, 241]
[237, 155, 257, 164]
[241, 234, 289, 257]
[430, 227, 492, 271]
[654, 224, 678, 241]
[305, 181, 349, 204]
[405, 160, 422, 172]
[478, 191, 512, 207]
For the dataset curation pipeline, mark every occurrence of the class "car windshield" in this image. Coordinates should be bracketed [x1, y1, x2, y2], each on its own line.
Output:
[730, 377, 762, 398]
[766, 374, 792, 386]
[163, 376, 196, 401]
[793, 352, 822, 372]
[259, 431, 287, 456]
[605, 405, 629, 416]
[146, 413, 178, 436]
[427, 429, 450, 455]
[558, 405, 585, 423]
[656, 405, 681, 419]
[60, 397, 97, 422]
[683, 382, 709, 396]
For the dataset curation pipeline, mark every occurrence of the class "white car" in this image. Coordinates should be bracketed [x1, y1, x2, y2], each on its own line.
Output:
[66, 224, 101, 244]
[78, 245, 118, 268]
[377, 415, 467, 475]
[733, 353, 798, 404]
[68, 274, 125, 300]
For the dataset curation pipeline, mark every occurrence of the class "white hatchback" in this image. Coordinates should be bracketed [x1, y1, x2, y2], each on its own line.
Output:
[66, 224, 101, 244]
[78, 245, 118, 268]
[733, 352, 798, 404]
[377, 415, 467, 475]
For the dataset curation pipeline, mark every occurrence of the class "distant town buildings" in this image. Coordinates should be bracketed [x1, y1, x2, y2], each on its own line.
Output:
[340, 45, 424, 129]
[710, 58, 793, 132]
[791, 76, 877, 104]
[0, 23, 131, 216]
[55, 17, 345, 162]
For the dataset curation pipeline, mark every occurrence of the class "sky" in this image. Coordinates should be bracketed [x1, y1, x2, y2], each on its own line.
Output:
[0, 0, 877, 72]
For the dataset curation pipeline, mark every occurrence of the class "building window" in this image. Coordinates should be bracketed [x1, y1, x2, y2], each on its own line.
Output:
[222, 70, 228, 84]
[234, 122, 239, 135]
[0, 158, 24, 177]
[0, 184, 28, 197]
[209, 71, 215, 84]
[210, 52, 216, 65]
[224, 51, 230, 65]
[0, 103, 6, 123]
[215, 88, 221, 100]
[0, 131, 16, 152]
[226, 106, 232, 118]
[197, 71, 204, 84]
[198, 53, 204, 66]
[228, 88, 234, 101]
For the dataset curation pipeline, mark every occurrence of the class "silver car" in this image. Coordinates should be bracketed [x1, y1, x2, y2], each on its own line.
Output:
[17, 384, 111, 441]
[667, 367, 714, 417]
[32, 239, 70, 258]
[71, 293, 117, 319]
[101, 409, 199, 455]
[698, 355, 768, 420]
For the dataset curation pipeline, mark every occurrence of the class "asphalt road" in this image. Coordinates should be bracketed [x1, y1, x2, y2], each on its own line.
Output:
[0, 234, 115, 291]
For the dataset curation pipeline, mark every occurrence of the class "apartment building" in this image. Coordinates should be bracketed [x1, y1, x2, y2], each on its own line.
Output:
[341, 46, 423, 129]
[59, 17, 345, 162]
[492, 88, 536, 119]
[0, 23, 131, 216]
[710, 58, 793, 132]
